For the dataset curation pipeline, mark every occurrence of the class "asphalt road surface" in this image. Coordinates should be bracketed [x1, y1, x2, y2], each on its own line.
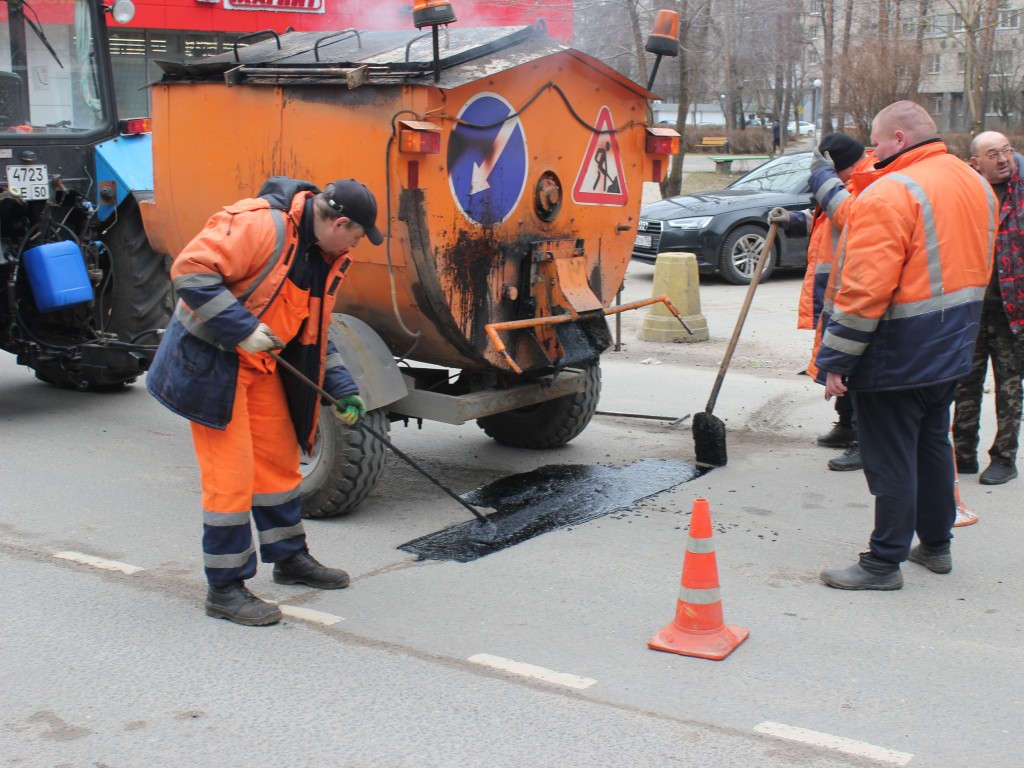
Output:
[1, 265, 1020, 767]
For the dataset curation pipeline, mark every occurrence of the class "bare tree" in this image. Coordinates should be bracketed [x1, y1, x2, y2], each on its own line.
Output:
[819, 0, 835, 133]
[663, 0, 712, 197]
[832, 0, 856, 131]
[898, 0, 1004, 132]
[944, 0, 996, 132]
[835, 40, 926, 142]
[574, 0, 645, 81]
[987, 46, 1024, 128]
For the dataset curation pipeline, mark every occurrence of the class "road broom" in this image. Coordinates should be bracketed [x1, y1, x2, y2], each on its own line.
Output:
[693, 222, 779, 468]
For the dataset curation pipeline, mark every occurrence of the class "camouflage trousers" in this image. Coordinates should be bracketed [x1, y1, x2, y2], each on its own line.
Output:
[953, 304, 1024, 464]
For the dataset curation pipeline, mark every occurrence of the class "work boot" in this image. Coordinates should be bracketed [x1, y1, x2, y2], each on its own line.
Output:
[979, 460, 1017, 485]
[955, 455, 979, 474]
[817, 422, 856, 448]
[273, 547, 350, 589]
[206, 581, 282, 626]
[828, 442, 862, 471]
[820, 553, 903, 590]
[908, 542, 952, 574]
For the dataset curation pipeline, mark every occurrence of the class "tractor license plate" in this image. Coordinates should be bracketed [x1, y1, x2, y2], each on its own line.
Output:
[635, 234, 652, 248]
[6, 164, 49, 201]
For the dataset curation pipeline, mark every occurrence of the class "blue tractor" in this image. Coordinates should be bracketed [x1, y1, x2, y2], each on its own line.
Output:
[0, 0, 169, 389]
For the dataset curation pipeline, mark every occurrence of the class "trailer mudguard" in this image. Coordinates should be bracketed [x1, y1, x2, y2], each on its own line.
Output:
[329, 314, 408, 411]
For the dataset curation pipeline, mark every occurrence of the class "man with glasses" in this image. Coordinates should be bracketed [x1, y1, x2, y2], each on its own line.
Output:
[952, 132, 1024, 485]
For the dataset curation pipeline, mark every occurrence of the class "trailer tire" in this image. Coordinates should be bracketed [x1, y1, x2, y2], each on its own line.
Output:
[103, 196, 173, 344]
[476, 363, 601, 448]
[300, 407, 389, 519]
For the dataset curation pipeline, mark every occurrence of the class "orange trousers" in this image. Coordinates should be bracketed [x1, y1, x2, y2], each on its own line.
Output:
[191, 362, 307, 586]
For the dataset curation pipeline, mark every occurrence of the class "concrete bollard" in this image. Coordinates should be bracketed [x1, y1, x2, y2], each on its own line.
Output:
[641, 251, 709, 343]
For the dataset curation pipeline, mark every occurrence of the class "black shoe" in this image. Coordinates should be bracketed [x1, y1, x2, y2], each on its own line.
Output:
[817, 422, 856, 448]
[820, 553, 903, 590]
[908, 542, 952, 574]
[273, 547, 350, 589]
[956, 456, 979, 474]
[828, 442, 862, 471]
[206, 581, 282, 626]
[979, 461, 1017, 485]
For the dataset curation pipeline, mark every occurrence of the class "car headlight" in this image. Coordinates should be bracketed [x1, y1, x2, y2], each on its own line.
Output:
[666, 216, 713, 230]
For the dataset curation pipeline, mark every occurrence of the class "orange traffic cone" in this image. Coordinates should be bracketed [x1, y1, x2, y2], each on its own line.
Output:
[648, 498, 748, 661]
[953, 465, 978, 527]
[948, 427, 979, 527]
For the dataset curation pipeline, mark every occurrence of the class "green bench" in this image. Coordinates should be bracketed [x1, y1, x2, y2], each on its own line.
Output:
[707, 155, 770, 173]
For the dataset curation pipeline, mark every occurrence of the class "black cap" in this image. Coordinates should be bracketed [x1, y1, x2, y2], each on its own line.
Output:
[325, 179, 383, 245]
[818, 133, 866, 173]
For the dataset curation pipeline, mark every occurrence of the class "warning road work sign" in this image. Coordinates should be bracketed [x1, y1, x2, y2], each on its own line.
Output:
[572, 106, 628, 206]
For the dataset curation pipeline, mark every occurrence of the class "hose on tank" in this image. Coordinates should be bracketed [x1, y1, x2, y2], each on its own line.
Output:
[382, 110, 424, 362]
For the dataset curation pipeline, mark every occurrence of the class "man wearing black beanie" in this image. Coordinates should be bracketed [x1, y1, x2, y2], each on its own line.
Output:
[818, 133, 865, 177]
[768, 133, 869, 471]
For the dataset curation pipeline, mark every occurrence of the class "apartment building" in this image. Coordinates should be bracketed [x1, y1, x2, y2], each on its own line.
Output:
[804, 0, 1023, 133]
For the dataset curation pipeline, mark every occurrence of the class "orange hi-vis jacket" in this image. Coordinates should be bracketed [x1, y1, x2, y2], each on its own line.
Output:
[815, 140, 998, 391]
[800, 153, 875, 379]
[147, 179, 357, 451]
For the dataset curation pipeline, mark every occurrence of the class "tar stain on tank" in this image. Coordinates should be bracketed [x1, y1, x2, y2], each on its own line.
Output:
[398, 458, 698, 563]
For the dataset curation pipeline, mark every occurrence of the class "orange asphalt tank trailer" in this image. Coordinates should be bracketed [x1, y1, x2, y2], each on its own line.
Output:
[142, 23, 683, 517]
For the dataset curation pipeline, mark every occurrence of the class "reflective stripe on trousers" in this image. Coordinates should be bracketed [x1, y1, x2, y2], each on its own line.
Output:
[190, 363, 306, 586]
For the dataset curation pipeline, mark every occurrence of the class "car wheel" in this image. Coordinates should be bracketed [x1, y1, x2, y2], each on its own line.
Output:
[719, 224, 776, 285]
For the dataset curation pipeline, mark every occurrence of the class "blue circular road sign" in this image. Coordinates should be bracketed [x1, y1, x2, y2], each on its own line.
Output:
[447, 94, 527, 227]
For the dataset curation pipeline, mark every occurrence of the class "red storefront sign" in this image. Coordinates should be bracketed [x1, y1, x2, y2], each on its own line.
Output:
[128, 0, 572, 41]
[223, 0, 324, 12]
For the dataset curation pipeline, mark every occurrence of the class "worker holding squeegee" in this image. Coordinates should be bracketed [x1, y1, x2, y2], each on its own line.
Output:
[147, 177, 383, 626]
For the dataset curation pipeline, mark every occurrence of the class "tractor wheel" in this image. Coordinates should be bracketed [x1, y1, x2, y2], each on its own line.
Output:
[300, 407, 389, 518]
[476, 363, 601, 448]
[102, 196, 173, 345]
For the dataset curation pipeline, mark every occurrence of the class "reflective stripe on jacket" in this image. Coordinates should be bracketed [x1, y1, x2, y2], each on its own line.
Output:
[815, 141, 997, 391]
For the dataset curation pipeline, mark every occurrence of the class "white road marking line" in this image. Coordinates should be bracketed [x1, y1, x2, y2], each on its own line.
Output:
[468, 653, 597, 690]
[279, 605, 344, 626]
[54, 551, 144, 575]
[754, 721, 913, 765]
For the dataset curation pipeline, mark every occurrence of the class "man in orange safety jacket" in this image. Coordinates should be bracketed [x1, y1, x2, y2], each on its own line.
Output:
[815, 101, 997, 590]
[769, 134, 872, 472]
[147, 177, 383, 625]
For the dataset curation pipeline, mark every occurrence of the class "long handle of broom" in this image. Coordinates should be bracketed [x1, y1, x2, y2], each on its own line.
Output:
[703, 222, 778, 415]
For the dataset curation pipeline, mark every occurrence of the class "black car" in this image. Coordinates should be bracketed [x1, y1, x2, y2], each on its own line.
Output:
[632, 152, 812, 284]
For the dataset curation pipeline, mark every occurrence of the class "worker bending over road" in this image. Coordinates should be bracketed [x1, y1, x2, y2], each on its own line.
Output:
[148, 177, 383, 625]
